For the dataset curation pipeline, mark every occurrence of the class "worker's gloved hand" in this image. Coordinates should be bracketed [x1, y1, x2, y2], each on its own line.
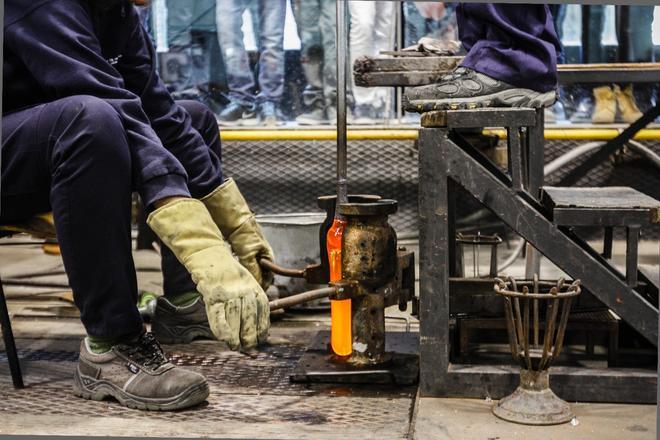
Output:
[147, 199, 269, 350]
[201, 178, 275, 290]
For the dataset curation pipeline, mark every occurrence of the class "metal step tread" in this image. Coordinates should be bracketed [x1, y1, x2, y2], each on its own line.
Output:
[541, 186, 660, 226]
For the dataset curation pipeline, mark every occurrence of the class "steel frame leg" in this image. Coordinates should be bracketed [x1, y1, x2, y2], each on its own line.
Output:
[524, 109, 544, 278]
[625, 226, 640, 288]
[0, 276, 24, 388]
[418, 127, 450, 394]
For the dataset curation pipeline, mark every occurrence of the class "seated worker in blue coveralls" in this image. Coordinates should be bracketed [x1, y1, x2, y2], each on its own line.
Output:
[2, 0, 275, 410]
[405, 3, 561, 111]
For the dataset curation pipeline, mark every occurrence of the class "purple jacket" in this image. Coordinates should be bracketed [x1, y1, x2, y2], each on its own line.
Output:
[4, 0, 223, 202]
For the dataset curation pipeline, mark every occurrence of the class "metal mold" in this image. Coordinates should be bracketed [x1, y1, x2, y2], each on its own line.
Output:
[339, 199, 400, 365]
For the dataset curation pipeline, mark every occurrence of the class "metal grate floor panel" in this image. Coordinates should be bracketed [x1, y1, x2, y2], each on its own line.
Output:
[0, 339, 415, 435]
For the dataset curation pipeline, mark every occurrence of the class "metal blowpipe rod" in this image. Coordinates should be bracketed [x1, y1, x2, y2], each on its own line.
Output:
[335, 0, 349, 213]
[268, 287, 338, 311]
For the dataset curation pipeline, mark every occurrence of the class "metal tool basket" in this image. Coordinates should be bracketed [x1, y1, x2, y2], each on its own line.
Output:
[492, 275, 581, 425]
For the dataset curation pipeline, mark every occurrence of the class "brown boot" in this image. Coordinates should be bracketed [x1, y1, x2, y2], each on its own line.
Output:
[615, 84, 643, 123]
[591, 85, 616, 124]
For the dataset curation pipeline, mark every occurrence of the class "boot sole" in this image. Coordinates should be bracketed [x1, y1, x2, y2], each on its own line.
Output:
[152, 321, 215, 345]
[73, 367, 210, 411]
[404, 89, 557, 113]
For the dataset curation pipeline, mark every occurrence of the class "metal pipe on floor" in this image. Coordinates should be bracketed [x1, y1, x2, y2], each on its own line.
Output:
[268, 287, 337, 311]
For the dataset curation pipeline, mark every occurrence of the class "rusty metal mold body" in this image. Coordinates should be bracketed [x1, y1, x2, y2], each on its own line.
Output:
[338, 200, 398, 365]
[339, 200, 398, 286]
[305, 194, 383, 285]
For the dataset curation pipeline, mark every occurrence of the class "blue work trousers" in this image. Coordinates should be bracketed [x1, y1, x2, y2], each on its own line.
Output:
[1, 98, 221, 338]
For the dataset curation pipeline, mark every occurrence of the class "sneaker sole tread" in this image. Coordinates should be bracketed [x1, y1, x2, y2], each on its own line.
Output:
[405, 89, 556, 113]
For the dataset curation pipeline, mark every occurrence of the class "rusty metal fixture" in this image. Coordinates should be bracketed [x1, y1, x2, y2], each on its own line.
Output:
[455, 232, 502, 278]
[337, 199, 398, 365]
[310, 195, 382, 284]
[492, 275, 581, 425]
[255, 194, 382, 287]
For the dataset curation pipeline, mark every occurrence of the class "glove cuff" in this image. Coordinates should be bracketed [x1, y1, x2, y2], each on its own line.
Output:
[201, 178, 253, 236]
[147, 198, 228, 263]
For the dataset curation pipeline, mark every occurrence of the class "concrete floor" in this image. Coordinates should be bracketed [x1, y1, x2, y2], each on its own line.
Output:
[413, 398, 656, 440]
[0, 235, 657, 439]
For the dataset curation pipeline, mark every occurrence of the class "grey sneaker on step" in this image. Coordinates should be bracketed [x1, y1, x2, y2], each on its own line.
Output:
[73, 332, 209, 411]
[404, 67, 556, 113]
[152, 296, 214, 344]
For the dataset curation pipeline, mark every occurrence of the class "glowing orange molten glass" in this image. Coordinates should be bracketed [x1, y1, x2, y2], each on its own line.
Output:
[327, 217, 351, 356]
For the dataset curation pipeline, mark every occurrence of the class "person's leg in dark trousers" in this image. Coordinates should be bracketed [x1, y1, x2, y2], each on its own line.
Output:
[405, 3, 561, 112]
[1, 95, 143, 338]
[159, 100, 223, 300]
[456, 3, 560, 93]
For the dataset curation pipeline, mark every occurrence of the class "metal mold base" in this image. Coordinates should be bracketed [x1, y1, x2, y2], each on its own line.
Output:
[291, 331, 419, 385]
[492, 370, 574, 425]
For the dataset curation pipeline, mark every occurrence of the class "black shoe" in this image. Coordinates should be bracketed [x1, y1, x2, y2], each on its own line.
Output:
[217, 102, 258, 126]
[259, 101, 283, 126]
[152, 296, 214, 344]
[73, 332, 209, 411]
[404, 67, 556, 113]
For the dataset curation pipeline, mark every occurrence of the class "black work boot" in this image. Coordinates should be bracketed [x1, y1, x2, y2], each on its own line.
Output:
[152, 296, 214, 344]
[217, 102, 258, 126]
[404, 67, 556, 113]
[73, 332, 209, 411]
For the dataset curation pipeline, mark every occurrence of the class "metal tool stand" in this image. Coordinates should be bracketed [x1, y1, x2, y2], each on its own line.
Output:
[492, 276, 581, 425]
[418, 107, 659, 403]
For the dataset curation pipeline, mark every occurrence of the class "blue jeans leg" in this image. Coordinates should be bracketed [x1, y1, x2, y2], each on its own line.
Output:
[216, 0, 256, 106]
[255, 0, 285, 104]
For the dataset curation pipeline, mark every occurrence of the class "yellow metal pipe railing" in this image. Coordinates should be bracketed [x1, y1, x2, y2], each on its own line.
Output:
[219, 128, 660, 142]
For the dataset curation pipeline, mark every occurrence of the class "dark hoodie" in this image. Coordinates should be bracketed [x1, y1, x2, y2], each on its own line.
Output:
[4, 0, 223, 202]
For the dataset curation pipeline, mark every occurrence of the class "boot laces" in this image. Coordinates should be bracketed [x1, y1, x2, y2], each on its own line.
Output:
[117, 332, 168, 368]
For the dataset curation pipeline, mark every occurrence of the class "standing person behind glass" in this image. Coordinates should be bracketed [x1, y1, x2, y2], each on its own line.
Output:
[293, 0, 337, 125]
[403, 1, 457, 48]
[349, 1, 395, 123]
[216, 0, 286, 126]
[164, 0, 224, 113]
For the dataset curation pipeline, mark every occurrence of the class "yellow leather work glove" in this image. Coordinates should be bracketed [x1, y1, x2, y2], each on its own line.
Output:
[147, 199, 269, 350]
[201, 178, 275, 290]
